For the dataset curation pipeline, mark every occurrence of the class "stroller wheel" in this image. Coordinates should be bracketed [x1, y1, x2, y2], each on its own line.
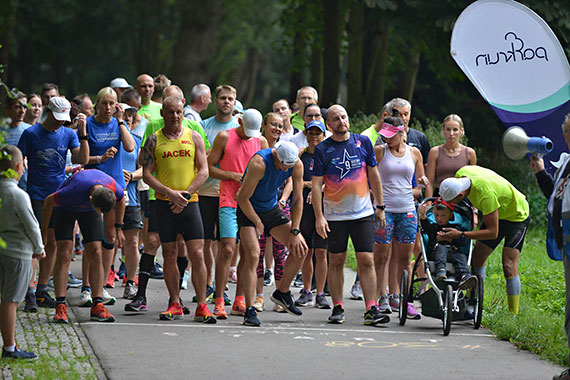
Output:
[398, 270, 409, 326]
[443, 284, 453, 336]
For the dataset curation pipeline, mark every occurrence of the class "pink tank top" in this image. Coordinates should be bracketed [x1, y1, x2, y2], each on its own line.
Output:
[435, 145, 470, 187]
[219, 128, 261, 208]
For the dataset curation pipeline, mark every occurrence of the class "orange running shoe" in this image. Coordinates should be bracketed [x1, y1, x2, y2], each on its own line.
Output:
[106, 269, 115, 288]
[53, 303, 68, 323]
[195, 303, 217, 324]
[90, 303, 115, 322]
[160, 302, 183, 321]
[231, 300, 246, 316]
[213, 302, 227, 319]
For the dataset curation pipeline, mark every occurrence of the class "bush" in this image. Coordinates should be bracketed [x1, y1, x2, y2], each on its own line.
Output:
[350, 111, 380, 135]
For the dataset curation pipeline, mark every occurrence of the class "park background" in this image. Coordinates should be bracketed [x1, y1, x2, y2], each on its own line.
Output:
[0, 0, 569, 368]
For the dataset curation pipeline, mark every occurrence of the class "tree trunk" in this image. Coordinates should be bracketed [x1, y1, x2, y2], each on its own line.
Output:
[288, 29, 306, 104]
[310, 42, 323, 98]
[1, 0, 19, 86]
[321, 0, 342, 106]
[395, 50, 420, 102]
[243, 52, 260, 108]
[346, 0, 365, 114]
[364, 15, 389, 114]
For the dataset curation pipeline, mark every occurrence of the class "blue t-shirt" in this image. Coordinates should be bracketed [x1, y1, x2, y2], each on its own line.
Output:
[245, 148, 293, 213]
[84, 116, 126, 189]
[2, 122, 31, 190]
[53, 169, 124, 212]
[120, 132, 142, 207]
[17, 123, 80, 200]
[311, 133, 376, 221]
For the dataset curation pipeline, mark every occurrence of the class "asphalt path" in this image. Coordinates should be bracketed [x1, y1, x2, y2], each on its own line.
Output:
[67, 257, 563, 380]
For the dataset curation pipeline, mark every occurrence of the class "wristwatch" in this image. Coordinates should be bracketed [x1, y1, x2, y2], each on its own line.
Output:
[376, 204, 386, 211]
[114, 223, 124, 229]
[291, 228, 301, 236]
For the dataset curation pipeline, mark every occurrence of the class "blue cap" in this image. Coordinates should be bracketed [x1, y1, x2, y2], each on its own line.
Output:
[306, 119, 326, 133]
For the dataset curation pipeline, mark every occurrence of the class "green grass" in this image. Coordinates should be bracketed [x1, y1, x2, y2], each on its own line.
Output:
[346, 227, 569, 366]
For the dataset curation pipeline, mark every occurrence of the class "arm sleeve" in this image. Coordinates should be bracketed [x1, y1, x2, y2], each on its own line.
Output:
[535, 170, 554, 199]
[15, 194, 44, 254]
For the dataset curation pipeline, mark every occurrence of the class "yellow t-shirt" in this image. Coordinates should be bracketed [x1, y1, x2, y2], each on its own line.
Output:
[153, 128, 198, 202]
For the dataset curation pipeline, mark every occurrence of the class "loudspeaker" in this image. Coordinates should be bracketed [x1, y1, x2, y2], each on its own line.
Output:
[501, 126, 553, 160]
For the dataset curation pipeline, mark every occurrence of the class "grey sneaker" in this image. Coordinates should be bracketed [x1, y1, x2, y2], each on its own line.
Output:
[388, 293, 399, 312]
[293, 272, 303, 288]
[328, 304, 345, 324]
[350, 280, 363, 300]
[24, 292, 38, 313]
[123, 282, 138, 299]
[315, 293, 331, 309]
[295, 289, 314, 307]
[378, 294, 391, 314]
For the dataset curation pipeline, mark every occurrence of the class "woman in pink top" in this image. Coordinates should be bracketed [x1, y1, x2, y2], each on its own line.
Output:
[425, 114, 476, 198]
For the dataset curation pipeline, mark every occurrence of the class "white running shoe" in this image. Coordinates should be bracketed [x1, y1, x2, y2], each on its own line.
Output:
[79, 289, 92, 307]
[102, 288, 116, 305]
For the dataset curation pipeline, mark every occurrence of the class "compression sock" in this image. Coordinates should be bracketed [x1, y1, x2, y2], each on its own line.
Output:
[506, 275, 521, 315]
[177, 256, 189, 289]
[137, 253, 155, 298]
[365, 300, 376, 310]
[333, 301, 343, 308]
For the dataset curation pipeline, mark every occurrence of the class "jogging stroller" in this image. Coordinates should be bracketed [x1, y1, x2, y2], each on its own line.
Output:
[398, 197, 483, 336]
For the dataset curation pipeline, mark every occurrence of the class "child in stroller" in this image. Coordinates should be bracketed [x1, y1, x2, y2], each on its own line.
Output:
[419, 198, 477, 290]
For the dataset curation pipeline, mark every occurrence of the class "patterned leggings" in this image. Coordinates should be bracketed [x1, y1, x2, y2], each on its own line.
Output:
[256, 203, 290, 281]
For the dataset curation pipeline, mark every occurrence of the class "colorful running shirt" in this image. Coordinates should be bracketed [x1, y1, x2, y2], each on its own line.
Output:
[17, 123, 80, 200]
[138, 101, 162, 122]
[199, 115, 240, 197]
[153, 128, 198, 203]
[361, 125, 380, 146]
[84, 116, 126, 189]
[121, 132, 142, 207]
[219, 128, 260, 208]
[53, 169, 124, 212]
[290, 112, 305, 131]
[456, 165, 529, 222]
[311, 133, 376, 221]
[244, 148, 293, 213]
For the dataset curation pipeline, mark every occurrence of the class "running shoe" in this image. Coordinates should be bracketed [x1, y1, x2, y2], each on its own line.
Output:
[116, 261, 127, 280]
[243, 306, 261, 327]
[293, 272, 303, 288]
[53, 303, 68, 323]
[195, 303, 217, 324]
[67, 272, 82, 288]
[192, 285, 215, 303]
[378, 294, 391, 314]
[24, 292, 38, 313]
[458, 274, 477, 291]
[270, 289, 302, 316]
[328, 304, 345, 324]
[222, 292, 232, 306]
[273, 304, 286, 313]
[36, 290, 56, 308]
[253, 295, 264, 312]
[1, 346, 37, 360]
[122, 275, 139, 286]
[150, 262, 164, 279]
[554, 369, 570, 380]
[160, 302, 183, 321]
[407, 303, 421, 320]
[102, 288, 116, 305]
[295, 289, 314, 307]
[214, 302, 228, 319]
[228, 267, 238, 283]
[181, 269, 190, 290]
[363, 305, 390, 325]
[350, 280, 363, 300]
[125, 295, 147, 312]
[79, 289, 93, 307]
[315, 293, 331, 309]
[388, 293, 400, 312]
[105, 269, 116, 288]
[264, 268, 274, 286]
[123, 282, 137, 299]
[90, 303, 115, 322]
[231, 300, 246, 316]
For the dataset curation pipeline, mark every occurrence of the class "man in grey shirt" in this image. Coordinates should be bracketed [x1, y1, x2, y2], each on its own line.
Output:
[184, 84, 211, 122]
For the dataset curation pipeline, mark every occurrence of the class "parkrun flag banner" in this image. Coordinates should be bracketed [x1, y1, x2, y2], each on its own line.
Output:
[450, 0, 569, 173]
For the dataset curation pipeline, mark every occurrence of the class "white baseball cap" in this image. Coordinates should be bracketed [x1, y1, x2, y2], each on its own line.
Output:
[119, 103, 138, 113]
[439, 177, 472, 201]
[110, 77, 132, 89]
[276, 141, 299, 166]
[242, 109, 262, 138]
[47, 97, 71, 122]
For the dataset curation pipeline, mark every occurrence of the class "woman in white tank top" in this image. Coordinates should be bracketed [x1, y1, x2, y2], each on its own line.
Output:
[373, 116, 426, 316]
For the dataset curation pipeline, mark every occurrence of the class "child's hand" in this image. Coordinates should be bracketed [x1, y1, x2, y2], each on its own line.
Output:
[419, 203, 428, 219]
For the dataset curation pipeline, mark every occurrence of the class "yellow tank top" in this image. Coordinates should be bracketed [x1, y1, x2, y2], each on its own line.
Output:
[153, 128, 198, 202]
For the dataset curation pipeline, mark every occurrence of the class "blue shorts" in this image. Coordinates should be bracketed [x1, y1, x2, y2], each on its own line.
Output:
[219, 207, 238, 239]
[374, 210, 417, 245]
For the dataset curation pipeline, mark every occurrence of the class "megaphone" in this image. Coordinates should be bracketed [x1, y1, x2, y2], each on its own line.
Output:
[502, 126, 554, 160]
